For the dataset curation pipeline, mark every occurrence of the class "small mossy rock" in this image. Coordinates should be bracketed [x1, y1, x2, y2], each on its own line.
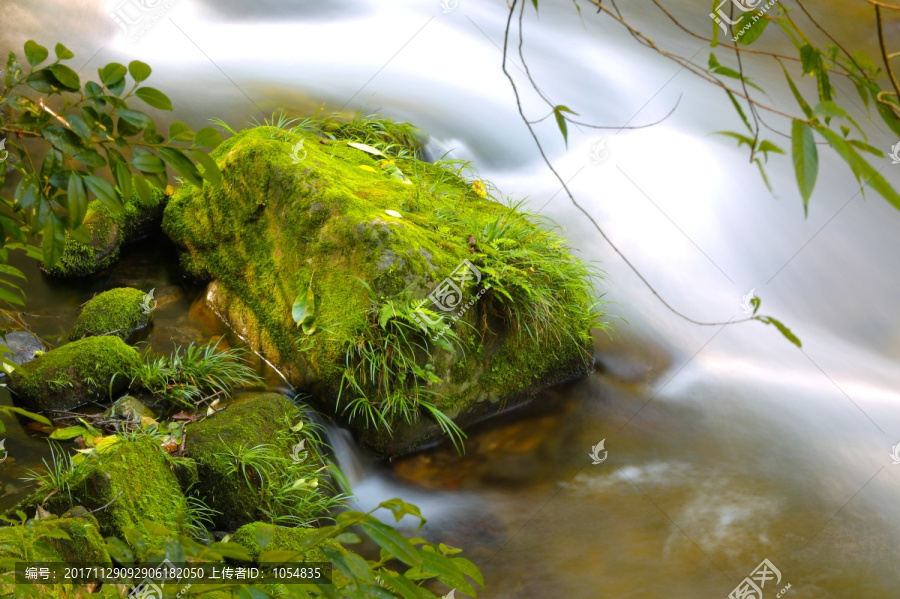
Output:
[39, 439, 189, 544]
[0, 514, 110, 596]
[0, 331, 46, 376]
[8, 336, 139, 412]
[103, 395, 156, 423]
[182, 393, 301, 531]
[231, 522, 339, 562]
[163, 124, 594, 456]
[44, 186, 166, 279]
[70, 287, 152, 342]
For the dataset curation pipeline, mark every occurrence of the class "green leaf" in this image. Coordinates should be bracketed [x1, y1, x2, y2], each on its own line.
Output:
[24, 41, 49, 67]
[54, 43, 74, 60]
[41, 126, 83, 157]
[99, 63, 127, 88]
[159, 147, 203, 187]
[133, 174, 152, 205]
[41, 215, 66, 270]
[168, 121, 194, 142]
[134, 86, 172, 111]
[814, 124, 900, 211]
[791, 120, 818, 215]
[128, 60, 151, 83]
[194, 127, 224, 148]
[782, 67, 813, 119]
[66, 115, 92, 142]
[132, 152, 167, 174]
[48, 64, 80, 91]
[67, 172, 89, 229]
[186, 149, 223, 186]
[84, 175, 123, 212]
[117, 109, 153, 130]
[552, 105, 577, 147]
[292, 284, 316, 334]
[734, 13, 770, 46]
[379, 498, 425, 525]
[416, 548, 473, 594]
[362, 520, 423, 568]
[115, 161, 133, 201]
[4, 407, 51, 425]
[49, 426, 88, 440]
[322, 547, 373, 583]
[759, 316, 802, 348]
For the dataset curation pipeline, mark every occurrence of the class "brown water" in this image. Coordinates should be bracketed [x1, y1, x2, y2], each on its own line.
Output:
[3, 0, 900, 597]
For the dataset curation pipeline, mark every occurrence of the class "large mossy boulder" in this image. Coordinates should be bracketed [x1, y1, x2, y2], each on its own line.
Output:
[44, 186, 166, 279]
[70, 287, 152, 342]
[163, 123, 598, 455]
[38, 439, 190, 542]
[182, 392, 304, 531]
[8, 336, 140, 412]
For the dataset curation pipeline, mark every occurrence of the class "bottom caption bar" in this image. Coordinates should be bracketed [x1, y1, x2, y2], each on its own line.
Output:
[14, 562, 333, 585]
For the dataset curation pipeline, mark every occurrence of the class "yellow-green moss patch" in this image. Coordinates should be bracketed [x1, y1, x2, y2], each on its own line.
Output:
[70, 287, 152, 342]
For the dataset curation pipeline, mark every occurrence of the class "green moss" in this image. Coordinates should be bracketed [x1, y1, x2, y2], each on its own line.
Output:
[163, 122, 598, 454]
[40, 438, 189, 546]
[45, 186, 166, 279]
[182, 393, 301, 530]
[70, 287, 152, 342]
[8, 336, 140, 412]
[230, 522, 339, 562]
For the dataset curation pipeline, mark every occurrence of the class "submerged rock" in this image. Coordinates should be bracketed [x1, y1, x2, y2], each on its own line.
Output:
[103, 395, 156, 423]
[164, 123, 598, 456]
[70, 287, 153, 342]
[44, 186, 166, 279]
[0, 330, 46, 375]
[8, 336, 140, 412]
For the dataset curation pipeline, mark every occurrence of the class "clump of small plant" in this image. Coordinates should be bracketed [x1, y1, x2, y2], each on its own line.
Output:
[337, 279, 468, 452]
[20, 441, 85, 505]
[122, 339, 263, 408]
[213, 418, 349, 527]
[441, 198, 609, 350]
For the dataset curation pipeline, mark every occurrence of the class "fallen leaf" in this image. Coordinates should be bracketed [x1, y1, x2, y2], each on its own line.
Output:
[385, 210, 403, 218]
[347, 142, 385, 157]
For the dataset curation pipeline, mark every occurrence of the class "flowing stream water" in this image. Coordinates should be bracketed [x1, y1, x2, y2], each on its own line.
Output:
[3, 0, 900, 597]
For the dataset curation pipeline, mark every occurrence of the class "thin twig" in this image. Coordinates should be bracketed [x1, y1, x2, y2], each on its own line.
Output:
[87, 490, 123, 514]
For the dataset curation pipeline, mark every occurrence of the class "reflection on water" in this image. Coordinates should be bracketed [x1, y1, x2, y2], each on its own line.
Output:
[3, 0, 900, 596]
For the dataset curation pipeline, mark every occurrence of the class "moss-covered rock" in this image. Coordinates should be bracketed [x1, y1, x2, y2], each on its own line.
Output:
[164, 122, 597, 456]
[231, 522, 338, 562]
[70, 287, 152, 342]
[0, 514, 110, 597]
[8, 336, 140, 412]
[39, 438, 190, 544]
[44, 186, 166, 279]
[182, 392, 301, 531]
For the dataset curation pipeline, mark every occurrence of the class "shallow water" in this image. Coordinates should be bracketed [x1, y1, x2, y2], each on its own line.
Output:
[3, 0, 900, 597]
